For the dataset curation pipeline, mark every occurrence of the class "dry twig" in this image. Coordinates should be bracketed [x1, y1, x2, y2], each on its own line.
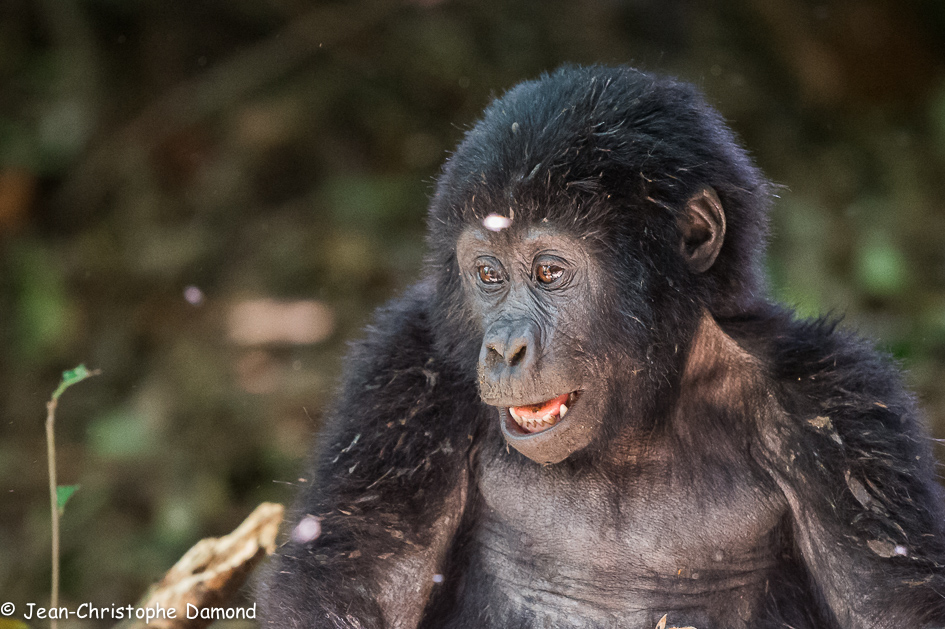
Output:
[116, 502, 284, 629]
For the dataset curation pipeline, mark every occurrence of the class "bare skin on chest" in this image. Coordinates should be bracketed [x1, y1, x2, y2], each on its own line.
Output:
[471, 445, 786, 627]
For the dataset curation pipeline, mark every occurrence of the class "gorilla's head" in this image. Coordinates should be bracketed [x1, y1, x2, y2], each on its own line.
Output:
[426, 65, 772, 463]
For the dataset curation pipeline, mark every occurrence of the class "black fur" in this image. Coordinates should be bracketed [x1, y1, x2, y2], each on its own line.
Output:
[258, 66, 945, 628]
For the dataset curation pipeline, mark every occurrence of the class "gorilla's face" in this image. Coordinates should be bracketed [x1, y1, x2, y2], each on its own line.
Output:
[457, 223, 617, 464]
[455, 188, 726, 465]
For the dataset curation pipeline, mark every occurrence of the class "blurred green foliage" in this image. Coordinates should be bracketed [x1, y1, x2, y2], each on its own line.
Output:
[1, 0, 945, 620]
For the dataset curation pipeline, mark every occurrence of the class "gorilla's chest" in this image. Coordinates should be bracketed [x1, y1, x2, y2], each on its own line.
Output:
[468, 448, 786, 625]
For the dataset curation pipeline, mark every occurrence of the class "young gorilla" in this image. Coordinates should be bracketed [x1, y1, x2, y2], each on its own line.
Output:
[258, 66, 945, 628]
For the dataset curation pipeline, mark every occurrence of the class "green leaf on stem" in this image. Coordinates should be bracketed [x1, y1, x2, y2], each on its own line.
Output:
[56, 484, 80, 515]
[51, 363, 99, 402]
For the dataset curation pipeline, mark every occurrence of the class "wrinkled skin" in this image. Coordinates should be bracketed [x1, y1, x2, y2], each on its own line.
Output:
[458, 225, 605, 463]
[258, 66, 945, 629]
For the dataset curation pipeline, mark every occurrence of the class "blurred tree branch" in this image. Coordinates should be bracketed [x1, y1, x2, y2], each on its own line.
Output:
[56, 0, 397, 214]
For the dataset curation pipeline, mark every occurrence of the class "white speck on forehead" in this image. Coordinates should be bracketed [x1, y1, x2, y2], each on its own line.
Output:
[483, 214, 513, 232]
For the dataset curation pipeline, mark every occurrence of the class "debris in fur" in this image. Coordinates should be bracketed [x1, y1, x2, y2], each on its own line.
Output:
[845, 471, 871, 506]
[655, 614, 697, 629]
[809, 416, 832, 430]
[868, 539, 908, 558]
[808, 415, 842, 444]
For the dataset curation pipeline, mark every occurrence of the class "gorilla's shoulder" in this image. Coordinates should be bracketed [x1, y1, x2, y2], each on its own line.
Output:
[336, 281, 476, 417]
[725, 307, 917, 424]
[777, 316, 914, 415]
[343, 282, 438, 382]
[729, 309, 924, 463]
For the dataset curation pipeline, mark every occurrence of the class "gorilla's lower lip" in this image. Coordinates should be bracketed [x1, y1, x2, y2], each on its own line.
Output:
[504, 391, 580, 435]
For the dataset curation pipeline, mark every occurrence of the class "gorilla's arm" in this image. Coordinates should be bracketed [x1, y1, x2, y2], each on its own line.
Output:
[761, 318, 945, 626]
[258, 286, 478, 629]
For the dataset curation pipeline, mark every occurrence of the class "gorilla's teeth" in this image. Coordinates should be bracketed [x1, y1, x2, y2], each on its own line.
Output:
[507, 404, 566, 433]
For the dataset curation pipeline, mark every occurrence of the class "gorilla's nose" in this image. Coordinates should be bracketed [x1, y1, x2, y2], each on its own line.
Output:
[479, 319, 539, 382]
[486, 336, 528, 367]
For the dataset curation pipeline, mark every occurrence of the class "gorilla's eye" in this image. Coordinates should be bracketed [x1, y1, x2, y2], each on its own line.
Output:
[535, 264, 565, 285]
[477, 263, 504, 285]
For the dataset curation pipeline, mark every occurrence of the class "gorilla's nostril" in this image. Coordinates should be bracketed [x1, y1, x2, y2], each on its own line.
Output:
[486, 346, 503, 367]
[508, 345, 527, 367]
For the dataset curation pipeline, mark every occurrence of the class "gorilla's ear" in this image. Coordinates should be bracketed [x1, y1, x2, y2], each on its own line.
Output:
[678, 187, 726, 273]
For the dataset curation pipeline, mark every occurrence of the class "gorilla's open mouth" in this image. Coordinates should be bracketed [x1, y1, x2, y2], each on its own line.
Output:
[506, 391, 580, 434]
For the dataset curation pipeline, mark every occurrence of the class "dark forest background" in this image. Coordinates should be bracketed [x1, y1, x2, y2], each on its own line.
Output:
[2, 0, 945, 622]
